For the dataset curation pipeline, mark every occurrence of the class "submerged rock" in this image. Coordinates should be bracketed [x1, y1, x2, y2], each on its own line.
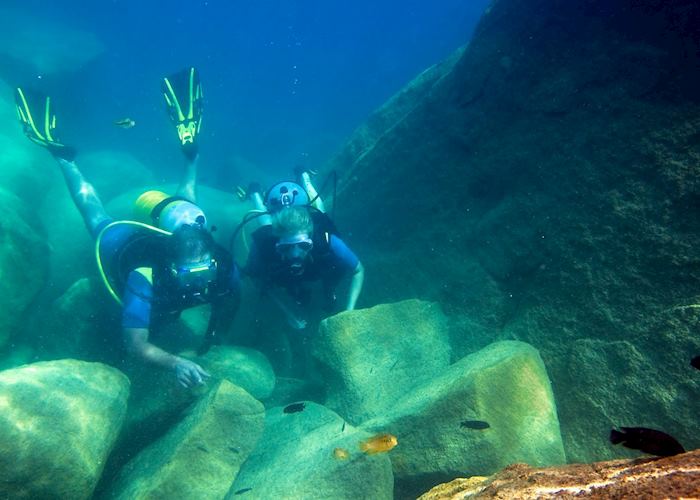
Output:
[108, 380, 264, 499]
[229, 402, 394, 499]
[418, 448, 700, 499]
[0, 188, 49, 348]
[363, 341, 566, 498]
[0, 360, 129, 499]
[197, 345, 276, 400]
[0, 8, 103, 76]
[313, 299, 450, 424]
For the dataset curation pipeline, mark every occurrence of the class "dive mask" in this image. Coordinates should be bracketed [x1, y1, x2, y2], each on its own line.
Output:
[170, 258, 217, 296]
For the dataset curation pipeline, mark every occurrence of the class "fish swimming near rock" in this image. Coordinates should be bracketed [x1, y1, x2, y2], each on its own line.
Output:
[691, 355, 700, 370]
[233, 487, 252, 495]
[610, 427, 685, 457]
[283, 402, 306, 414]
[460, 420, 490, 430]
[333, 447, 349, 460]
[114, 118, 136, 129]
[359, 433, 398, 455]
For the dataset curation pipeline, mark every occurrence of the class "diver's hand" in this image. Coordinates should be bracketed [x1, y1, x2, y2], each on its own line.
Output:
[173, 357, 210, 388]
[286, 315, 308, 330]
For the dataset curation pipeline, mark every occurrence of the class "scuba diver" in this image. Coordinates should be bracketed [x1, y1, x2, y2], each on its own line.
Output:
[241, 170, 364, 330]
[14, 67, 240, 388]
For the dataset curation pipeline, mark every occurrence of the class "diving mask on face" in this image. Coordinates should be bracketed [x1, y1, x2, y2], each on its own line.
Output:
[276, 235, 313, 275]
[170, 258, 217, 296]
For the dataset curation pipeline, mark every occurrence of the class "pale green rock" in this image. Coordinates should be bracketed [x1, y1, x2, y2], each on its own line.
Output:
[109, 380, 264, 500]
[362, 341, 566, 498]
[198, 345, 276, 400]
[313, 299, 450, 424]
[229, 402, 394, 499]
[0, 360, 130, 499]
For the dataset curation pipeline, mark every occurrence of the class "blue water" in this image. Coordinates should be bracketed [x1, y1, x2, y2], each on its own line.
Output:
[4, 0, 489, 189]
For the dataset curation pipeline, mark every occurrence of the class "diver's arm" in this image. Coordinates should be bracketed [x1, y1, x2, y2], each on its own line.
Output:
[344, 261, 364, 311]
[176, 154, 198, 203]
[124, 327, 209, 387]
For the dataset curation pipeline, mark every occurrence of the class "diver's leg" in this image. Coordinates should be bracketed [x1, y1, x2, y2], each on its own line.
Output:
[57, 158, 110, 237]
[175, 155, 198, 203]
[298, 170, 325, 212]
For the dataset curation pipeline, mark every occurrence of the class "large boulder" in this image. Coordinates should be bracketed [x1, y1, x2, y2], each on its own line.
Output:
[197, 345, 276, 400]
[328, 0, 700, 462]
[0, 360, 129, 499]
[0, 8, 103, 76]
[313, 299, 450, 424]
[78, 150, 156, 203]
[32, 277, 119, 362]
[229, 402, 394, 499]
[418, 449, 700, 499]
[363, 341, 566, 499]
[108, 380, 264, 499]
[0, 188, 49, 347]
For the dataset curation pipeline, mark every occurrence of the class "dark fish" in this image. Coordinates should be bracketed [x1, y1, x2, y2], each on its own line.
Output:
[691, 355, 700, 370]
[283, 402, 306, 414]
[234, 488, 252, 495]
[610, 427, 685, 457]
[114, 118, 136, 129]
[460, 420, 490, 430]
[341, 421, 346, 432]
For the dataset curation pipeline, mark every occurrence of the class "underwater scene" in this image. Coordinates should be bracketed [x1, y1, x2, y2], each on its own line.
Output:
[0, 0, 699, 498]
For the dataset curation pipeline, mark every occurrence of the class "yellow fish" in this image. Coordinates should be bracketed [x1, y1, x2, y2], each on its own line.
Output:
[114, 118, 136, 129]
[359, 433, 398, 455]
[333, 447, 349, 460]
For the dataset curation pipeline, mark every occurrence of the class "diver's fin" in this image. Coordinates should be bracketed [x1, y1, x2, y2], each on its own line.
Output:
[162, 67, 203, 148]
[14, 87, 76, 160]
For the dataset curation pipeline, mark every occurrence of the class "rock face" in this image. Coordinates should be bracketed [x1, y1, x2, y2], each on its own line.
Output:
[313, 299, 450, 424]
[328, 0, 700, 461]
[418, 448, 700, 499]
[0, 360, 129, 499]
[108, 380, 265, 500]
[229, 402, 394, 499]
[363, 341, 565, 498]
[0, 188, 49, 347]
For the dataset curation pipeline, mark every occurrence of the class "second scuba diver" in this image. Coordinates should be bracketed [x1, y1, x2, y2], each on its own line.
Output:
[243, 170, 364, 330]
[15, 68, 240, 388]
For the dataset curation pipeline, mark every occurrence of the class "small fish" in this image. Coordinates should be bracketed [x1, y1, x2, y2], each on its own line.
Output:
[610, 427, 685, 457]
[114, 118, 136, 129]
[283, 402, 306, 414]
[341, 422, 346, 432]
[691, 355, 700, 370]
[234, 487, 252, 495]
[333, 447, 349, 460]
[359, 433, 398, 455]
[460, 420, 490, 430]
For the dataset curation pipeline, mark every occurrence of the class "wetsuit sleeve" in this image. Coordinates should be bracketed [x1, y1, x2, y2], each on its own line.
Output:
[328, 235, 360, 274]
[121, 271, 153, 329]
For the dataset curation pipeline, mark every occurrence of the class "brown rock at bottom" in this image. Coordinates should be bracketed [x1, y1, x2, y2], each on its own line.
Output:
[419, 449, 700, 499]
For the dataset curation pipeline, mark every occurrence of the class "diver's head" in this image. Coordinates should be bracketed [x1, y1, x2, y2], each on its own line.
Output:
[166, 223, 217, 295]
[272, 206, 314, 275]
[264, 182, 309, 213]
